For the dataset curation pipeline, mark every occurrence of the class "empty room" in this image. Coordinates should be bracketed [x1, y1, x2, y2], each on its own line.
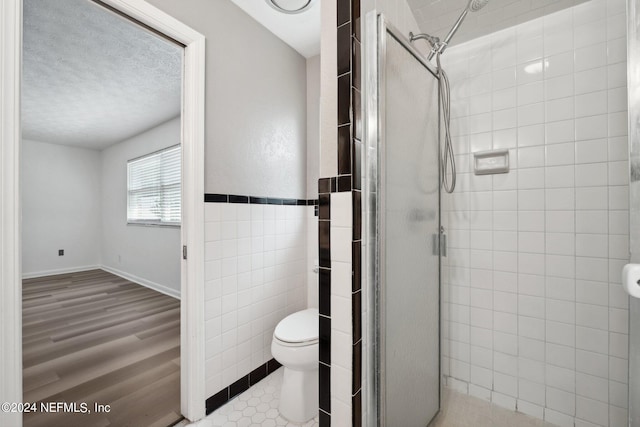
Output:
[20, 0, 184, 425]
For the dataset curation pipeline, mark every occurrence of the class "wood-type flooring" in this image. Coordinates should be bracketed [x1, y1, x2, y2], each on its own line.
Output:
[22, 269, 181, 427]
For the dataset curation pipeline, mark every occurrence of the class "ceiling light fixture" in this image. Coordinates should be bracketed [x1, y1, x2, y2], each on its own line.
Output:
[266, 0, 315, 14]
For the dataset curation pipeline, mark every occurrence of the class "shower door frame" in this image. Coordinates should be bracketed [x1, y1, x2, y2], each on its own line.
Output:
[364, 12, 442, 426]
[627, 1, 640, 425]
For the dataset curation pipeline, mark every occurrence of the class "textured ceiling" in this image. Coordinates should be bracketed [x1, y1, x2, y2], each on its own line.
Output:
[407, 0, 590, 46]
[22, 0, 182, 150]
[229, 0, 320, 58]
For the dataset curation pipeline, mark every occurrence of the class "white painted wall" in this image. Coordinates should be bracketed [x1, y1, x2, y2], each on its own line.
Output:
[320, 0, 337, 178]
[145, 0, 308, 200]
[101, 117, 181, 297]
[22, 139, 102, 277]
[307, 54, 321, 199]
[306, 54, 320, 309]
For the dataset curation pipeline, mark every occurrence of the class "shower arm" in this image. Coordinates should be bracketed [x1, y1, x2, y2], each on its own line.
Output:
[426, 7, 470, 61]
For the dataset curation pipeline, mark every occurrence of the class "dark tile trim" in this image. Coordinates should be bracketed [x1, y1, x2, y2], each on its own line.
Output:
[319, 315, 331, 365]
[204, 193, 318, 206]
[205, 358, 282, 415]
[352, 390, 362, 426]
[336, 0, 350, 27]
[338, 175, 352, 192]
[352, 340, 362, 393]
[319, 362, 332, 414]
[319, 220, 331, 269]
[319, 409, 331, 426]
[204, 193, 228, 203]
[229, 195, 249, 204]
[229, 376, 249, 398]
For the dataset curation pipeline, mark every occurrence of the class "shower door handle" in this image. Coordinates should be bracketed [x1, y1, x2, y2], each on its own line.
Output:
[432, 233, 447, 257]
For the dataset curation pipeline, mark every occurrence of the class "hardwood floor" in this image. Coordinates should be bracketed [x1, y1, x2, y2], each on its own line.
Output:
[23, 269, 182, 427]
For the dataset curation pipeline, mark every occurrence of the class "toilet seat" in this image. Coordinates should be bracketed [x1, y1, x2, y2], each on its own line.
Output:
[274, 308, 318, 345]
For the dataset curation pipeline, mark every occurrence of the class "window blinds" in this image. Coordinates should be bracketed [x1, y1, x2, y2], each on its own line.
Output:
[127, 145, 181, 225]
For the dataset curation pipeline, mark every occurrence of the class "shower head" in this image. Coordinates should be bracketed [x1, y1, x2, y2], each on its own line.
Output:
[468, 0, 489, 12]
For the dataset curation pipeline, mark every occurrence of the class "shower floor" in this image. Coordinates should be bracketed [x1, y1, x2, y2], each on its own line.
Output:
[431, 388, 556, 427]
[204, 368, 319, 427]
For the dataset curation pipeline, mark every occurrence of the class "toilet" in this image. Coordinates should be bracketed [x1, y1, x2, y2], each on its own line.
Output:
[271, 308, 319, 423]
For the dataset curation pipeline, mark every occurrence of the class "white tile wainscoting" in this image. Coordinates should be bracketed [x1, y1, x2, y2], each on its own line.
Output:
[203, 201, 313, 399]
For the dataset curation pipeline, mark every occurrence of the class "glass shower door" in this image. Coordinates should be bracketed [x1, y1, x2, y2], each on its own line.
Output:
[377, 17, 441, 426]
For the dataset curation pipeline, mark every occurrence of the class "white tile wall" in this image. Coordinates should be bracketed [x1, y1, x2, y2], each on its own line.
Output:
[441, 1, 630, 426]
[408, 0, 594, 54]
[203, 203, 311, 398]
[308, 211, 319, 309]
[330, 191, 353, 426]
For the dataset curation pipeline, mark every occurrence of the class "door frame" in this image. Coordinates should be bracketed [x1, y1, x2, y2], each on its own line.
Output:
[0, 0, 206, 424]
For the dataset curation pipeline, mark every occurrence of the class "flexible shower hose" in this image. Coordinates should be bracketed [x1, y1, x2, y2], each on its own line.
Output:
[435, 52, 456, 194]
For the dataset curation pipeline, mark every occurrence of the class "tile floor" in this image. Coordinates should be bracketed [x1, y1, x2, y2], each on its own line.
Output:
[182, 374, 555, 427]
[430, 388, 557, 427]
[200, 368, 319, 427]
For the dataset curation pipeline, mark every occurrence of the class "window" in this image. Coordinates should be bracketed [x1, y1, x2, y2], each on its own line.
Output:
[127, 145, 181, 226]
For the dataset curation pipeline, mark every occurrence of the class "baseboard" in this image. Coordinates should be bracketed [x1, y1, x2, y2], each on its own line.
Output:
[205, 358, 282, 415]
[22, 265, 100, 279]
[100, 265, 180, 300]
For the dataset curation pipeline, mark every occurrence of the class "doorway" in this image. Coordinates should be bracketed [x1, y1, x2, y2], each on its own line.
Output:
[0, 0, 206, 425]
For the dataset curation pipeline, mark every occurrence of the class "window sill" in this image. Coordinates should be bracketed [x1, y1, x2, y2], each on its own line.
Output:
[127, 222, 181, 228]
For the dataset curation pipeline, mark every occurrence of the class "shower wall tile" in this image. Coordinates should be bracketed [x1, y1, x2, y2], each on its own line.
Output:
[441, 1, 629, 426]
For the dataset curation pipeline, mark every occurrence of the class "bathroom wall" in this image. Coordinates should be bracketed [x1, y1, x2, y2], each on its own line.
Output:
[203, 201, 310, 399]
[101, 117, 181, 297]
[307, 54, 321, 200]
[146, 0, 308, 200]
[307, 55, 321, 309]
[408, 0, 593, 47]
[441, 1, 629, 426]
[141, 0, 317, 410]
[22, 139, 102, 277]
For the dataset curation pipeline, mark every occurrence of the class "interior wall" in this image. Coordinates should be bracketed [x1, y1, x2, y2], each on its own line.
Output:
[22, 139, 102, 277]
[306, 54, 321, 309]
[307, 54, 321, 199]
[441, 1, 629, 426]
[145, 0, 308, 200]
[140, 0, 316, 406]
[203, 202, 308, 398]
[101, 117, 181, 297]
[320, 0, 337, 179]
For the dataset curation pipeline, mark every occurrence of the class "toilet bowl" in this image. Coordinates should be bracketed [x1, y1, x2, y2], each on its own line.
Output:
[271, 308, 319, 423]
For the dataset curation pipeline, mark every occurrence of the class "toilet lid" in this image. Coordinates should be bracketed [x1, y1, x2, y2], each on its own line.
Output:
[274, 308, 319, 344]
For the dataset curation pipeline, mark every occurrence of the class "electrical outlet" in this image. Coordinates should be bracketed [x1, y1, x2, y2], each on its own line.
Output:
[58, 249, 64, 256]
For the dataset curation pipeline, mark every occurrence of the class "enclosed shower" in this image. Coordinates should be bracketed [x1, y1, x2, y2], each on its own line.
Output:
[363, 1, 490, 424]
[364, 0, 634, 425]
